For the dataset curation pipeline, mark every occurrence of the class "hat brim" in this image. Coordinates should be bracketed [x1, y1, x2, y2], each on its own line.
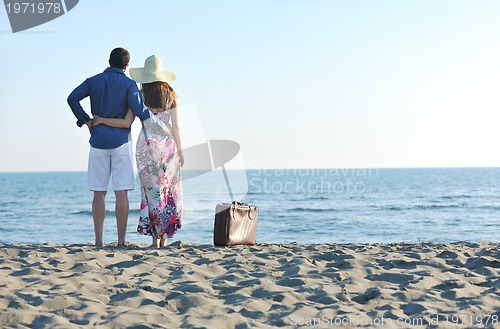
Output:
[129, 68, 176, 84]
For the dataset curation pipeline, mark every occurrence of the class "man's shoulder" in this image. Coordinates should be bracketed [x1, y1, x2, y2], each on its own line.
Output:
[86, 71, 107, 82]
[87, 68, 136, 86]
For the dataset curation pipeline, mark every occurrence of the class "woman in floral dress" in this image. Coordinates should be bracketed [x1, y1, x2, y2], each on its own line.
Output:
[93, 55, 183, 248]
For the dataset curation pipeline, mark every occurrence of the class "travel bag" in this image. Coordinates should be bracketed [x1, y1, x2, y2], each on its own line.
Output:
[214, 201, 259, 246]
[213, 164, 259, 246]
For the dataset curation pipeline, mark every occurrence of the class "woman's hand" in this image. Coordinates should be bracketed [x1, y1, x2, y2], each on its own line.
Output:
[85, 119, 93, 134]
[92, 115, 102, 126]
[178, 151, 185, 167]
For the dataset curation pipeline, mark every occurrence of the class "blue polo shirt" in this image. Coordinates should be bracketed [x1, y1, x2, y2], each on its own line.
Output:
[67, 67, 150, 149]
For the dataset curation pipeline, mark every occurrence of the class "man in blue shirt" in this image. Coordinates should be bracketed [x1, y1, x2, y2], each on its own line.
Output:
[68, 48, 150, 246]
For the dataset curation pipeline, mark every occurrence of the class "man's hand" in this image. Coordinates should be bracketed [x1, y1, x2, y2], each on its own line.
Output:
[85, 119, 93, 134]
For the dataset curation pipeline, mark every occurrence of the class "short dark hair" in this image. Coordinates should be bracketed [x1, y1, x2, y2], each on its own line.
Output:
[109, 48, 130, 69]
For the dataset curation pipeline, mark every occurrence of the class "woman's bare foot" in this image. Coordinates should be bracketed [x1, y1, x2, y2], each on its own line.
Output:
[160, 239, 167, 247]
[152, 237, 160, 248]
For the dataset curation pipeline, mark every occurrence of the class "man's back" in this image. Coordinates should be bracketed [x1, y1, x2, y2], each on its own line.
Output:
[68, 67, 149, 149]
[86, 67, 134, 149]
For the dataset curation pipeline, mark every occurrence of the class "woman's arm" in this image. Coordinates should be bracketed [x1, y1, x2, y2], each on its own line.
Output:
[170, 105, 184, 167]
[93, 108, 135, 128]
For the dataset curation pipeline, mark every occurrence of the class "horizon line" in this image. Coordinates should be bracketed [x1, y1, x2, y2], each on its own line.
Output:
[1, 166, 500, 174]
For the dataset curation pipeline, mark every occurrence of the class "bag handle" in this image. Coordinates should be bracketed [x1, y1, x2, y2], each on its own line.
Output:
[231, 202, 256, 220]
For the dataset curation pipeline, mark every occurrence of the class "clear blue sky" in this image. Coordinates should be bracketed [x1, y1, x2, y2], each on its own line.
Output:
[1, 0, 499, 171]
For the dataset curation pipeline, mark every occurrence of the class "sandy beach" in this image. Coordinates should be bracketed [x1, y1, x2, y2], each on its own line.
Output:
[0, 242, 498, 328]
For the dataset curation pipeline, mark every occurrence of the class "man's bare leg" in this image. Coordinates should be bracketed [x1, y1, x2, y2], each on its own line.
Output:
[115, 190, 129, 246]
[92, 191, 107, 246]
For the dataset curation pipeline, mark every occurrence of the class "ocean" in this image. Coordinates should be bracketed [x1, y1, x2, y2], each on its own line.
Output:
[0, 168, 499, 245]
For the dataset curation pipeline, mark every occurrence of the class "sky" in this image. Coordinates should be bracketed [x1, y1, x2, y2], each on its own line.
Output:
[1, 0, 500, 172]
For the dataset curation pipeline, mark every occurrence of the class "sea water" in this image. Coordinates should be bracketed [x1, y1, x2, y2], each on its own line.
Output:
[0, 168, 499, 244]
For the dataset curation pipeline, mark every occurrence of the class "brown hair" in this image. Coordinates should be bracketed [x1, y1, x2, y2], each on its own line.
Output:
[141, 81, 177, 110]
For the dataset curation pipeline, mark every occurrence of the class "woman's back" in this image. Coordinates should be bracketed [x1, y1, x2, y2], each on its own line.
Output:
[142, 110, 173, 139]
[136, 107, 182, 240]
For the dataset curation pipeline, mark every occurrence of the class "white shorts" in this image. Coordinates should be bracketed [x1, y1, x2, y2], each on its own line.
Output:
[87, 141, 135, 191]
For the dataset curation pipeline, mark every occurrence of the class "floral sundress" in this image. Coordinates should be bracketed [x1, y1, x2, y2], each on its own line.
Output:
[136, 110, 182, 239]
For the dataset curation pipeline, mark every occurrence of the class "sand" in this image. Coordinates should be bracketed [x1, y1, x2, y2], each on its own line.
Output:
[0, 242, 499, 328]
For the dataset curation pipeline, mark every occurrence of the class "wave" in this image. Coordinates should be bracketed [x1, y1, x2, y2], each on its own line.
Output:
[417, 204, 462, 209]
[0, 202, 17, 208]
[289, 207, 337, 212]
[384, 206, 410, 211]
[71, 210, 93, 216]
[72, 209, 141, 216]
[288, 196, 330, 202]
[381, 204, 464, 211]
[471, 205, 500, 211]
[308, 196, 331, 200]
[70, 208, 210, 216]
[441, 195, 472, 199]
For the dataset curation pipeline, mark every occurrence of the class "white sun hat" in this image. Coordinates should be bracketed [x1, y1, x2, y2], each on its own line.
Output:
[129, 54, 176, 84]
